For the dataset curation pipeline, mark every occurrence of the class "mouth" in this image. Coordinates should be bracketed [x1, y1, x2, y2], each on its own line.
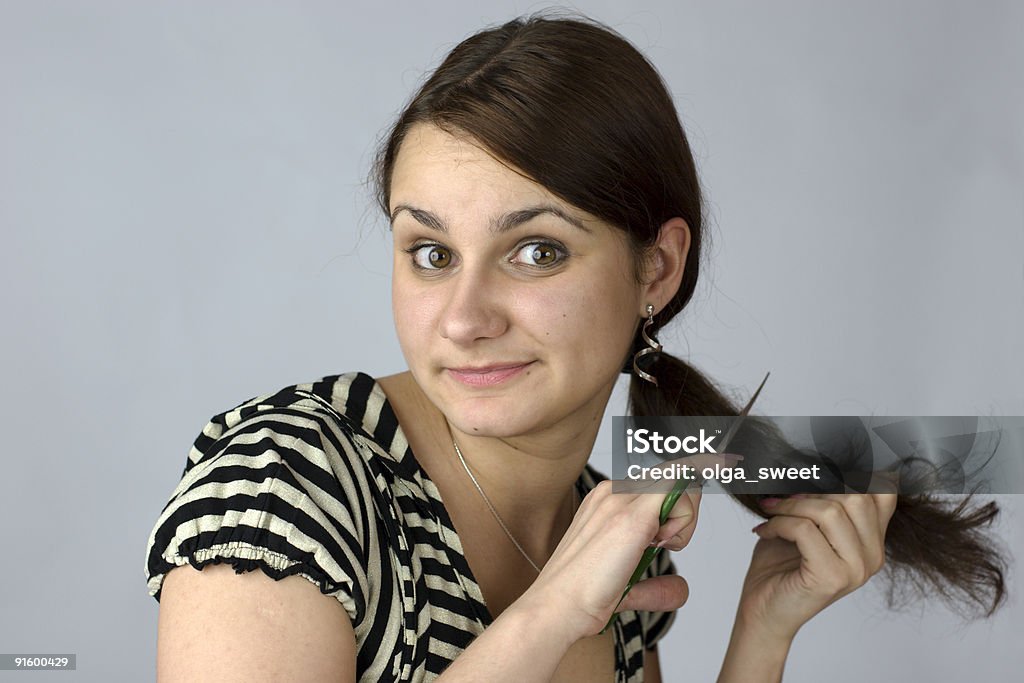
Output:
[446, 361, 536, 387]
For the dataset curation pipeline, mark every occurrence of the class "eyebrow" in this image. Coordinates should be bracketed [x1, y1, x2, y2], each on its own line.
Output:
[389, 203, 591, 234]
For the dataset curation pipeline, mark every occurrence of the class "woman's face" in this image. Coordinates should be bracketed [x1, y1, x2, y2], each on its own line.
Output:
[389, 123, 644, 440]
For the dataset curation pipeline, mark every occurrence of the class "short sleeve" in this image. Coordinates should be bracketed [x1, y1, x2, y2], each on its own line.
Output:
[638, 544, 679, 650]
[144, 401, 377, 627]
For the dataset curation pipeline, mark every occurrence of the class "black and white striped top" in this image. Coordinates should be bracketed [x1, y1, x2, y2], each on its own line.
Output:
[145, 371, 676, 682]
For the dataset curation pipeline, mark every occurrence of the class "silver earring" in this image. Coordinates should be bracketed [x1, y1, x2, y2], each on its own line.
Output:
[633, 304, 662, 385]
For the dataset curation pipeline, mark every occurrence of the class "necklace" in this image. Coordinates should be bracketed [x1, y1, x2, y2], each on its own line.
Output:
[451, 435, 578, 575]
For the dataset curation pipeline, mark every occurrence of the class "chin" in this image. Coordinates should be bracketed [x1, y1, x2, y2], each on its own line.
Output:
[445, 399, 544, 437]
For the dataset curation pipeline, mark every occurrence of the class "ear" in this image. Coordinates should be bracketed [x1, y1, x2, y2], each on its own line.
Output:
[640, 217, 691, 311]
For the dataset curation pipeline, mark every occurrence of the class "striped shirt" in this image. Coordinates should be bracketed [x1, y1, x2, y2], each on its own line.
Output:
[145, 371, 676, 682]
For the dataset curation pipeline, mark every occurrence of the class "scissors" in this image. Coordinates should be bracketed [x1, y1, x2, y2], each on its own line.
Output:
[602, 371, 770, 633]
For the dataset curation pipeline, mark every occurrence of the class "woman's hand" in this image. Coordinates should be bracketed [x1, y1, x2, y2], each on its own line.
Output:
[736, 492, 899, 644]
[512, 467, 709, 642]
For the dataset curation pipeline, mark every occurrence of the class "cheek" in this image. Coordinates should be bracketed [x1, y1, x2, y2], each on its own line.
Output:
[391, 279, 439, 348]
[523, 275, 637, 360]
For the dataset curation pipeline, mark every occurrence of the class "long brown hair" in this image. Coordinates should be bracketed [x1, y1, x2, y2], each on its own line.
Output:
[370, 11, 1006, 617]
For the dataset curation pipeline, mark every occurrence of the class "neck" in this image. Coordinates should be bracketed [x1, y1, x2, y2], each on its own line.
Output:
[442, 372, 620, 558]
[445, 421, 595, 561]
[447, 417, 596, 514]
[379, 371, 615, 558]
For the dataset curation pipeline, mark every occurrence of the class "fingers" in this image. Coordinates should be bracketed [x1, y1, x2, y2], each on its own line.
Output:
[871, 493, 898, 535]
[759, 494, 892, 585]
[617, 574, 689, 613]
[820, 493, 894, 576]
[822, 494, 886, 575]
[754, 514, 845, 579]
[571, 480, 671, 549]
[577, 465, 717, 554]
[652, 485, 702, 550]
[867, 472, 899, 534]
[626, 452, 742, 550]
[628, 451, 739, 521]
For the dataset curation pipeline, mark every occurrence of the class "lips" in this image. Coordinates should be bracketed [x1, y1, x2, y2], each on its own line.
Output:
[446, 361, 535, 387]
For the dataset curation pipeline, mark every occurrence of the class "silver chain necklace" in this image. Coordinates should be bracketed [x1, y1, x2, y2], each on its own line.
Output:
[452, 436, 578, 575]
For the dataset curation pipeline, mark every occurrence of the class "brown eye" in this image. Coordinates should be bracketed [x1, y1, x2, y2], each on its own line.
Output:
[513, 242, 565, 268]
[410, 244, 452, 269]
[532, 245, 555, 265]
[428, 247, 450, 267]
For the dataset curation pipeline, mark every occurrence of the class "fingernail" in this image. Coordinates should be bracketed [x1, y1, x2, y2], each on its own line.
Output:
[656, 539, 671, 549]
[760, 497, 781, 509]
[752, 521, 767, 533]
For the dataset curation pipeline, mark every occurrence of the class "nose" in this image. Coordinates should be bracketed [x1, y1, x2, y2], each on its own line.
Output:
[438, 264, 509, 346]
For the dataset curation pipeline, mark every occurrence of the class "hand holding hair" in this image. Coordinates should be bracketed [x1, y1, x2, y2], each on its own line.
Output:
[713, 492, 898, 683]
[742, 492, 899, 642]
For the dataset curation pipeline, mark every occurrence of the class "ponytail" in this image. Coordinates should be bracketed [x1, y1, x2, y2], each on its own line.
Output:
[628, 351, 1008, 618]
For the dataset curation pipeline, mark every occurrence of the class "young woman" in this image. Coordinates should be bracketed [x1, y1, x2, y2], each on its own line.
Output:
[145, 14, 1005, 682]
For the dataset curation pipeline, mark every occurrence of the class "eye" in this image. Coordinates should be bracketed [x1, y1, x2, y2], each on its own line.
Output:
[512, 241, 566, 268]
[406, 244, 453, 270]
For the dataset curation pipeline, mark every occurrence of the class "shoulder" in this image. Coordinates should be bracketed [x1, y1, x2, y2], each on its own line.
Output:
[145, 371, 412, 626]
[181, 371, 407, 477]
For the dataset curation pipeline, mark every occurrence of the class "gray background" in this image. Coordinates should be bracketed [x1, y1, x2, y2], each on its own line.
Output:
[1, 0, 1021, 680]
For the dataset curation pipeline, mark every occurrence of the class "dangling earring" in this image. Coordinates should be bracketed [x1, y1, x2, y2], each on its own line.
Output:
[633, 303, 662, 385]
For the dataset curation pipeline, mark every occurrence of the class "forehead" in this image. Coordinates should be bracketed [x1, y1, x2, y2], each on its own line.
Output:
[390, 123, 572, 212]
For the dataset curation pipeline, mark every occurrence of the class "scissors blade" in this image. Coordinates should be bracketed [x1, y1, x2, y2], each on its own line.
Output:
[715, 371, 770, 454]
